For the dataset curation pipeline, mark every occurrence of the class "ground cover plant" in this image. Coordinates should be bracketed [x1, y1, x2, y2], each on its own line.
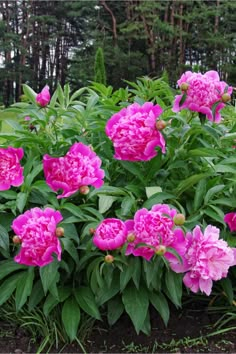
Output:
[0, 72, 236, 352]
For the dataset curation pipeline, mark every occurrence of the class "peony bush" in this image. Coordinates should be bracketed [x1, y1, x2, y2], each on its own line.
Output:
[0, 73, 236, 342]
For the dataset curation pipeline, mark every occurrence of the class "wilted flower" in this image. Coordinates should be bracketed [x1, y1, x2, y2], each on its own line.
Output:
[172, 225, 236, 295]
[105, 102, 165, 161]
[43, 142, 105, 199]
[125, 203, 186, 262]
[36, 85, 51, 107]
[93, 218, 128, 251]
[224, 212, 236, 232]
[12, 207, 63, 267]
[173, 71, 232, 123]
[0, 146, 24, 190]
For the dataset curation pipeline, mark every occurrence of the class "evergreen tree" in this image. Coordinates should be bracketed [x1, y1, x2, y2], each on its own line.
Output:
[94, 47, 107, 85]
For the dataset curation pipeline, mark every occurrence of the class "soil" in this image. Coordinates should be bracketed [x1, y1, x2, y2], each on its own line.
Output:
[0, 300, 235, 354]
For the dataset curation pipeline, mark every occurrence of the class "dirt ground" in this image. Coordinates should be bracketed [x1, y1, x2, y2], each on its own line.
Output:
[0, 300, 235, 353]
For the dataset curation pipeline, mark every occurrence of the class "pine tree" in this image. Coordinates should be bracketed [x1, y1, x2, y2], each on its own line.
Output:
[94, 47, 107, 85]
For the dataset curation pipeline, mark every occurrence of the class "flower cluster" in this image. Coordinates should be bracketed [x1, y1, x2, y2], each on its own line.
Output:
[43, 142, 105, 199]
[172, 225, 236, 295]
[125, 204, 186, 263]
[0, 146, 24, 190]
[173, 70, 232, 123]
[105, 102, 165, 161]
[12, 207, 63, 267]
[93, 203, 186, 264]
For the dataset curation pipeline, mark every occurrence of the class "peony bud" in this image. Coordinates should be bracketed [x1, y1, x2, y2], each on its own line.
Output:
[104, 255, 114, 263]
[13, 235, 21, 244]
[79, 185, 90, 195]
[180, 82, 189, 92]
[55, 227, 64, 237]
[156, 120, 167, 131]
[221, 93, 231, 103]
[155, 245, 166, 256]
[127, 233, 136, 243]
[36, 85, 51, 107]
[89, 228, 96, 235]
[173, 213, 185, 226]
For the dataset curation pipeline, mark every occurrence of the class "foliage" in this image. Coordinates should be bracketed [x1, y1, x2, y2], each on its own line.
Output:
[94, 47, 107, 85]
[0, 76, 236, 347]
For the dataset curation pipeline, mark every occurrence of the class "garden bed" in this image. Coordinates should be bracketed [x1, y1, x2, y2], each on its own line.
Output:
[1, 301, 235, 353]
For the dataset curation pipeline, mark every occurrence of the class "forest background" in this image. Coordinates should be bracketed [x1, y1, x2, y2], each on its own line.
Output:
[0, 0, 236, 106]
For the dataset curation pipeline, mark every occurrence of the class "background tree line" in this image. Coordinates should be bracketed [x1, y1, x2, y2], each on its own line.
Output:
[0, 0, 235, 106]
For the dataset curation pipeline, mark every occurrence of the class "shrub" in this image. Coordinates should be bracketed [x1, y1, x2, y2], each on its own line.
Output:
[0, 73, 236, 342]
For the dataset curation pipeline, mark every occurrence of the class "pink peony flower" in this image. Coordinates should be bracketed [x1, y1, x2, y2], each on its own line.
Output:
[36, 85, 51, 107]
[24, 116, 31, 121]
[105, 102, 165, 161]
[173, 71, 232, 123]
[172, 225, 236, 295]
[93, 218, 128, 250]
[125, 203, 186, 262]
[12, 207, 63, 267]
[43, 142, 105, 199]
[0, 146, 24, 190]
[224, 212, 236, 232]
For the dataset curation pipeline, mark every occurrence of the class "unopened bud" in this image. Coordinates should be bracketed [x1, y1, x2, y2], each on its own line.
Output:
[127, 233, 135, 243]
[56, 227, 64, 237]
[221, 93, 231, 103]
[104, 255, 114, 263]
[89, 228, 96, 235]
[156, 120, 167, 131]
[173, 213, 185, 226]
[180, 82, 189, 92]
[13, 235, 21, 244]
[79, 185, 90, 195]
[155, 245, 166, 256]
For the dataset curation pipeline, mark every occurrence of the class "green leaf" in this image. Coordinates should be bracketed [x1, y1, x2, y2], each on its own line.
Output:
[98, 195, 117, 214]
[107, 296, 124, 326]
[176, 173, 211, 196]
[179, 93, 187, 107]
[220, 278, 234, 304]
[142, 192, 175, 209]
[119, 161, 145, 183]
[28, 280, 45, 311]
[188, 148, 223, 158]
[61, 238, 79, 265]
[203, 206, 225, 225]
[0, 225, 9, 253]
[149, 291, 169, 326]
[120, 196, 134, 216]
[122, 285, 149, 334]
[214, 165, 236, 174]
[204, 185, 225, 205]
[164, 270, 182, 308]
[193, 179, 207, 212]
[40, 260, 60, 294]
[22, 84, 37, 103]
[0, 273, 22, 306]
[62, 297, 81, 341]
[15, 267, 35, 311]
[43, 293, 60, 317]
[96, 271, 120, 306]
[0, 190, 17, 200]
[16, 192, 28, 213]
[212, 100, 221, 121]
[74, 287, 101, 320]
[0, 260, 27, 281]
[145, 186, 162, 199]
